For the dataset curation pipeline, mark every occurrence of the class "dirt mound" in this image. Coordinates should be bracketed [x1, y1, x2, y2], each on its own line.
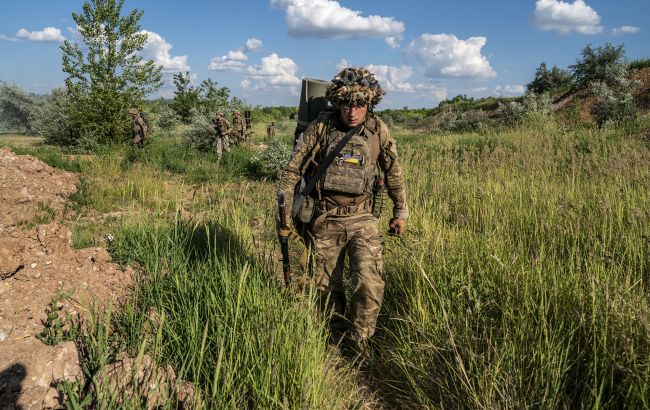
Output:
[0, 147, 133, 409]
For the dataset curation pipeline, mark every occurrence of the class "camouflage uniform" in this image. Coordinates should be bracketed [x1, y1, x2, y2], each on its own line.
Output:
[267, 122, 275, 139]
[212, 112, 231, 160]
[278, 68, 409, 342]
[232, 111, 247, 143]
[129, 108, 147, 148]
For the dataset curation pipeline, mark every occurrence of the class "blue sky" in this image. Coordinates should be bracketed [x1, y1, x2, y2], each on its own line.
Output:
[0, 0, 647, 108]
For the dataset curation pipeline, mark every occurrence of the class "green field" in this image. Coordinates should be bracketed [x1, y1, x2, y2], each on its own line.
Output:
[0, 133, 44, 147]
[3, 117, 649, 408]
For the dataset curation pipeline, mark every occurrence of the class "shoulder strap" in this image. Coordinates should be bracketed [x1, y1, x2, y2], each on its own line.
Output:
[300, 123, 362, 197]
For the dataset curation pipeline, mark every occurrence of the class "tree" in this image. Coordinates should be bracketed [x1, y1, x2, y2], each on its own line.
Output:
[60, 0, 162, 146]
[0, 82, 38, 133]
[170, 71, 200, 123]
[199, 78, 230, 117]
[569, 43, 628, 89]
[526, 63, 573, 95]
[569, 43, 637, 126]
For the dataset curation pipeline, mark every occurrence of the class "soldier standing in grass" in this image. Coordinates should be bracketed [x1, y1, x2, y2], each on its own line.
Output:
[232, 110, 247, 144]
[266, 121, 275, 139]
[213, 111, 231, 160]
[277, 67, 409, 348]
[129, 108, 147, 148]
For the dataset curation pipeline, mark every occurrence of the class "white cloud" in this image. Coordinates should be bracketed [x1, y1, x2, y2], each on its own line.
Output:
[270, 0, 405, 39]
[532, 0, 603, 35]
[493, 84, 525, 96]
[336, 58, 351, 72]
[241, 79, 251, 89]
[244, 38, 263, 52]
[208, 39, 266, 73]
[366, 64, 414, 92]
[16, 27, 65, 42]
[385, 36, 401, 49]
[404, 33, 496, 79]
[139, 30, 190, 72]
[612, 26, 641, 35]
[227, 50, 248, 61]
[246, 53, 301, 91]
[0, 34, 18, 42]
[413, 84, 448, 105]
[208, 56, 247, 72]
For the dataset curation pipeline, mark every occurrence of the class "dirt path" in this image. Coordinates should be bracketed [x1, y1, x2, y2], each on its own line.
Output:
[0, 147, 133, 409]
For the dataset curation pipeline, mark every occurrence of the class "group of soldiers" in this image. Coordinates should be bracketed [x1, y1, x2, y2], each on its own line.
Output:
[128, 108, 249, 159]
[212, 110, 248, 160]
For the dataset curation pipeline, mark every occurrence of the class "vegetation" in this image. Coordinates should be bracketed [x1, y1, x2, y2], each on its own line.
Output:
[526, 62, 574, 95]
[1, 37, 649, 408]
[57, 0, 162, 148]
[629, 58, 650, 71]
[0, 81, 39, 133]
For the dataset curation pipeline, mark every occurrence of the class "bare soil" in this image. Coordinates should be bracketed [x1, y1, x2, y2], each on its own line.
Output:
[0, 147, 133, 409]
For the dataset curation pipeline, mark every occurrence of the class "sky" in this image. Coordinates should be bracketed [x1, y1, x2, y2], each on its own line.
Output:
[0, 0, 648, 109]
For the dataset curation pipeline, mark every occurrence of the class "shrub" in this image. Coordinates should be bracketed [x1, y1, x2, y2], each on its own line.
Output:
[590, 82, 637, 127]
[182, 111, 216, 152]
[495, 93, 553, 127]
[629, 58, 650, 71]
[247, 138, 292, 180]
[0, 81, 39, 133]
[570, 43, 629, 89]
[438, 109, 487, 132]
[527, 63, 574, 95]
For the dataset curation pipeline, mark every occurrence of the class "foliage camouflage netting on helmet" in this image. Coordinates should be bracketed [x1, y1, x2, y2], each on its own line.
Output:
[326, 67, 385, 108]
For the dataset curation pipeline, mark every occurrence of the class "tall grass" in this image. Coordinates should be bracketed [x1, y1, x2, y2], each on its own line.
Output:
[57, 120, 650, 407]
[370, 124, 650, 407]
[94, 213, 366, 408]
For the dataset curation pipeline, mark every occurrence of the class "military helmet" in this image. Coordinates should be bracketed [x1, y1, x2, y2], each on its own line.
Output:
[128, 108, 139, 115]
[326, 67, 384, 108]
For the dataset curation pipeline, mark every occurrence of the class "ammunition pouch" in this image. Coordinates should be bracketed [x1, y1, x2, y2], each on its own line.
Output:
[291, 193, 315, 224]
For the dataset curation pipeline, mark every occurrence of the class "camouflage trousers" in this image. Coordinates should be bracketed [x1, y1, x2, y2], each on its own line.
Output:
[215, 135, 230, 160]
[131, 134, 144, 148]
[311, 213, 385, 341]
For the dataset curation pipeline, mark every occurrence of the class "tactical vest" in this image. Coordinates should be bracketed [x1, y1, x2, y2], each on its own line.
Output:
[318, 115, 380, 196]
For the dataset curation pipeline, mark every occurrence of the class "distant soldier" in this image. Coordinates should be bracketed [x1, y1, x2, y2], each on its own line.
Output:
[129, 108, 147, 148]
[232, 110, 247, 143]
[266, 121, 276, 139]
[212, 111, 231, 160]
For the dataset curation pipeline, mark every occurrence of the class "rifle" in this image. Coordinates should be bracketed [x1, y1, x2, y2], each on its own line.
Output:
[277, 192, 291, 286]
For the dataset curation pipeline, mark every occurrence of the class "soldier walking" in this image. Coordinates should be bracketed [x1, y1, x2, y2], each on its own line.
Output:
[129, 108, 147, 148]
[212, 111, 231, 160]
[277, 67, 409, 349]
[232, 110, 247, 144]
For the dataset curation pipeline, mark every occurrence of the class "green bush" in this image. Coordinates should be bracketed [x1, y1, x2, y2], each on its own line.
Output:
[181, 111, 216, 152]
[247, 137, 292, 180]
[629, 58, 650, 71]
[439, 109, 488, 132]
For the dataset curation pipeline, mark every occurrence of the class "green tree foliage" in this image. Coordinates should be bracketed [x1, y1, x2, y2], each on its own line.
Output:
[32, 89, 76, 146]
[0, 81, 38, 133]
[59, 0, 162, 147]
[569, 43, 637, 126]
[526, 63, 573, 95]
[170, 74, 231, 123]
[569, 43, 629, 89]
[170, 71, 200, 123]
[199, 78, 230, 116]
